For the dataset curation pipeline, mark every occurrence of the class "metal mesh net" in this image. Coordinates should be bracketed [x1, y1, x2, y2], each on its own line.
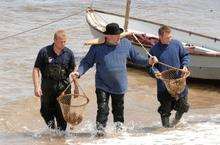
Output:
[159, 69, 190, 97]
[57, 81, 89, 126]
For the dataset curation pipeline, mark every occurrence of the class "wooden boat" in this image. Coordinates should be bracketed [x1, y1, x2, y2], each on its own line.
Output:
[85, 7, 220, 80]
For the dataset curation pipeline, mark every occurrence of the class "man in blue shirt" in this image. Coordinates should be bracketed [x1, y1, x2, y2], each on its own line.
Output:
[71, 23, 147, 136]
[148, 25, 190, 128]
[32, 30, 76, 131]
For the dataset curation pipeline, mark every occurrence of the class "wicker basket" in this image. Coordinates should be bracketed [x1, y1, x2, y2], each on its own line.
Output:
[57, 80, 89, 126]
[159, 69, 190, 97]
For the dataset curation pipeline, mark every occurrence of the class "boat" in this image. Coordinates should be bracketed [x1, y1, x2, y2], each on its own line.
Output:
[85, 6, 220, 80]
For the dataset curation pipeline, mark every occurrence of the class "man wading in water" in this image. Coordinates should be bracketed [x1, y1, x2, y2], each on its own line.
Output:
[71, 23, 152, 136]
[32, 30, 76, 131]
[148, 25, 190, 128]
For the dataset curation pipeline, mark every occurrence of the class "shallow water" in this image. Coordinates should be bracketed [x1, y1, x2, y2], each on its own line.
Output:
[0, 0, 220, 145]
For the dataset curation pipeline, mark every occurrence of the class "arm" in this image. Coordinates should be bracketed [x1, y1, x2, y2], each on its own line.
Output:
[77, 45, 96, 77]
[147, 46, 160, 78]
[128, 42, 147, 67]
[32, 67, 42, 97]
[33, 49, 44, 97]
[69, 51, 76, 73]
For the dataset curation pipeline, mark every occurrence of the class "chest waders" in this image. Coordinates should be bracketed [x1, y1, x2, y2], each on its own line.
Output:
[42, 62, 71, 102]
[40, 55, 71, 131]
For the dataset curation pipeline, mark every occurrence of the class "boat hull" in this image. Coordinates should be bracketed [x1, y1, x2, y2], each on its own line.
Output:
[86, 9, 220, 80]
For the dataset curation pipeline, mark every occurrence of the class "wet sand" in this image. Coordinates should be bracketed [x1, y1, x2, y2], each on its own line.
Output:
[188, 78, 220, 109]
[0, 68, 220, 145]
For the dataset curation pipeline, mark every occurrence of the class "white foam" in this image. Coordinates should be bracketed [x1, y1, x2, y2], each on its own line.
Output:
[69, 120, 220, 145]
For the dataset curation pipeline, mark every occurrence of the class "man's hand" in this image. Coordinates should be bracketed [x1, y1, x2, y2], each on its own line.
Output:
[182, 66, 189, 72]
[34, 87, 42, 97]
[181, 66, 189, 77]
[155, 72, 162, 79]
[32, 67, 42, 97]
[148, 56, 158, 65]
[74, 87, 79, 98]
[70, 71, 80, 79]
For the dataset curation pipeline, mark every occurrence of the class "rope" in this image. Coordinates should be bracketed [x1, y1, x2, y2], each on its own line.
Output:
[132, 33, 180, 70]
[0, 9, 84, 41]
[74, 78, 87, 97]
[62, 44, 87, 96]
[61, 78, 89, 107]
[63, 78, 87, 97]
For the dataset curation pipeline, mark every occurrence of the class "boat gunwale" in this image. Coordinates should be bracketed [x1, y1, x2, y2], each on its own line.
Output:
[86, 8, 220, 57]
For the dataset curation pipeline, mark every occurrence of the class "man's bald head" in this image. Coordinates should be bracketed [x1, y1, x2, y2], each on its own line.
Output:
[54, 29, 67, 41]
[53, 30, 67, 51]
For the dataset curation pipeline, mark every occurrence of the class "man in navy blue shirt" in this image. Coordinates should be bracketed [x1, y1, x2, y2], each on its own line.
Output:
[148, 25, 190, 128]
[71, 23, 147, 136]
[32, 30, 75, 131]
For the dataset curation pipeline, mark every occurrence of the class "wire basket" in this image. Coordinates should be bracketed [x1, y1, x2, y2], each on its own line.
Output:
[158, 69, 190, 98]
[57, 80, 89, 126]
[131, 33, 190, 98]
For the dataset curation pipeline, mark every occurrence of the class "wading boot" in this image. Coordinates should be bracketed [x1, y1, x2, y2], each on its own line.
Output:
[96, 124, 106, 137]
[161, 116, 171, 128]
[96, 129, 105, 137]
[171, 111, 184, 126]
[115, 122, 123, 133]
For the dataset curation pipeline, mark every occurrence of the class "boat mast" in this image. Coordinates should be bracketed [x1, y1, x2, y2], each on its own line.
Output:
[124, 0, 131, 32]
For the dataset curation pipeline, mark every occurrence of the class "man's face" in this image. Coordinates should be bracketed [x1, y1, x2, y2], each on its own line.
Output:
[54, 35, 67, 50]
[105, 34, 120, 44]
[159, 32, 172, 44]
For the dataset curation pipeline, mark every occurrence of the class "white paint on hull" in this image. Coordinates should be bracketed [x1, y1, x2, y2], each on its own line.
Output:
[86, 10, 220, 80]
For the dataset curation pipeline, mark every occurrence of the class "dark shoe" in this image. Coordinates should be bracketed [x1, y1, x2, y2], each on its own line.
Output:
[161, 116, 171, 128]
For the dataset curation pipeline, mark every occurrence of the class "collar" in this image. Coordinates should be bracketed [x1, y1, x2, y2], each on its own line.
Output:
[104, 37, 120, 46]
[158, 40, 169, 48]
[51, 43, 67, 55]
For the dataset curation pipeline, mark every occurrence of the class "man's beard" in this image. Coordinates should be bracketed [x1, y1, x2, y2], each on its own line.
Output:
[106, 40, 119, 46]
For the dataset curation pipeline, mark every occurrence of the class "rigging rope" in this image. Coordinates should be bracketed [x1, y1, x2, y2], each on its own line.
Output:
[132, 33, 180, 70]
[0, 9, 84, 41]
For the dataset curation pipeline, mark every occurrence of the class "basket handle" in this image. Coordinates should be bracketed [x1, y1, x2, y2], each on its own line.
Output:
[151, 63, 190, 80]
[60, 78, 79, 97]
[57, 78, 90, 107]
[61, 78, 88, 98]
[73, 79, 80, 98]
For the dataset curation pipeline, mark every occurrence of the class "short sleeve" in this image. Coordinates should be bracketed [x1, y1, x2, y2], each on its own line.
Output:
[69, 51, 76, 72]
[34, 49, 44, 69]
